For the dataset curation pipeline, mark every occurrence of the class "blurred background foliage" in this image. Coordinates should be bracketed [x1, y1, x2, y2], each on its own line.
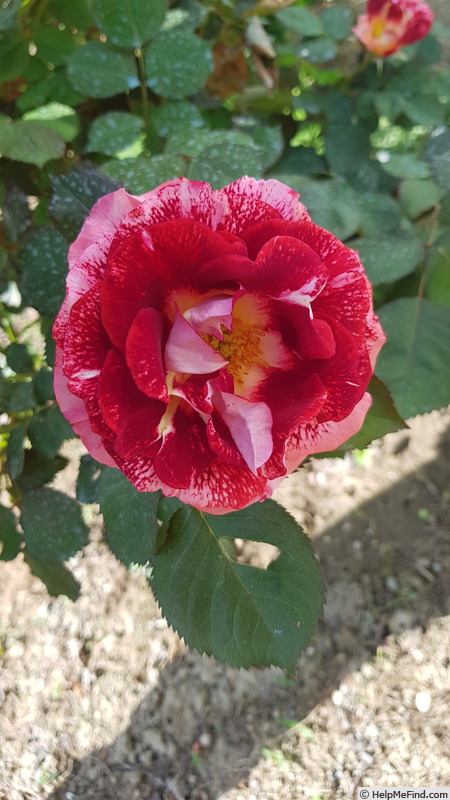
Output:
[1, 0, 450, 598]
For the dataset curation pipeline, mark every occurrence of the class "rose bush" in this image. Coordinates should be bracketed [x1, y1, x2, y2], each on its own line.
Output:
[53, 177, 385, 513]
[353, 0, 434, 57]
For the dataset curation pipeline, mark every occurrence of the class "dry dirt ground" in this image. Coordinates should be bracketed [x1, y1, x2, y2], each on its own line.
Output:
[1, 406, 450, 800]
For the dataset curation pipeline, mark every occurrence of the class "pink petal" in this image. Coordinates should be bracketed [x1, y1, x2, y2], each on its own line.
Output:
[217, 177, 309, 236]
[54, 348, 117, 467]
[212, 390, 273, 474]
[206, 413, 246, 466]
[184, 294, 234, 338]
[284, 392, 372, 473]
[164, 312, 227, 374]
[72, 420, 117, 468]
[125, 308, 169, 402]
[53, 237, 110, 348]
[68, 188, 141, 266]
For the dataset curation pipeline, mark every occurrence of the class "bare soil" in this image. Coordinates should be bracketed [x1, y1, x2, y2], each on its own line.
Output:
[1, 404, 449, 800]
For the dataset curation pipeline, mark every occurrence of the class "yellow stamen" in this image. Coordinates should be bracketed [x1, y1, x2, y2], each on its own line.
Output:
[203, 319, 268, 384]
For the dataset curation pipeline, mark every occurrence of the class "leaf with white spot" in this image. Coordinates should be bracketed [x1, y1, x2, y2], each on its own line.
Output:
[145, 30, 213, 99]
[66, 42, 139, 99]
[151, 500, 324, 670]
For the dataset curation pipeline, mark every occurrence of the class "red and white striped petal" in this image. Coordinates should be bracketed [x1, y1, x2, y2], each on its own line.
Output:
[125, 307, 169, 402]
[284, 392, 372, 473]
[63, 283, 111, 400]
[68, 188, 141, 266]
[217, 177, 309, 236]
[153, 406, 214, 488]
[251, 235, 328, 304]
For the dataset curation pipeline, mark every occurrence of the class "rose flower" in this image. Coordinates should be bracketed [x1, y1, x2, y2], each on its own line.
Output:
[53, 177, 384, 513]
[353, 0, 434, 57]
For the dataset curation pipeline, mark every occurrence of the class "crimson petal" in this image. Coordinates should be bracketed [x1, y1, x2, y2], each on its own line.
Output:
[126, 308, 169, 402]
[98, 349, 166, 458]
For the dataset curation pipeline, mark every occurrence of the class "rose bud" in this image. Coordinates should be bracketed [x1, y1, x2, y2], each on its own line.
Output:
[353, 0, 434, 57]
[53, 177, 385, 513]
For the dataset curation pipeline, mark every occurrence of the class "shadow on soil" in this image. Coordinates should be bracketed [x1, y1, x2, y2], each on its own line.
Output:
[49, 424, 450, 800]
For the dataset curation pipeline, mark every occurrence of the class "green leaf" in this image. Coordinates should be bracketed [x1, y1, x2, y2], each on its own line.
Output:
[354, 234, 423, 286]
[28, 407, 75, 459]
[357, 193, 402, 236]
[423, 127, 450, 192]
[156, 495, 184, 526]
[161, 0, 206, 32]
[152, 501, 324, 670]
[99, 469, 159, 567]
[17, 70, 85, 114]
[277, 7, 323, 37]
[145, 31, 213, 99]
[325, 123, 371, 177]
[48, 0, 93, 30]
[34, 27, 77, 66]
[7, 382, 35, 413]
[329, 376, 407, 453]
[23, 102, 80, 142]
[0, 119, 65, 167]
[400, 94, 445, 127]
[0, 505, 21, 561]
[18, 227, 68, 317]
[379, 152, 431, 180]
[24, 554, 80, 600]
[76, 454, 104, 504]
[5, 342, 34, 374]
[66, 42, 139, 99]
[250, 124, 283, 170]
[188, 142, 262, 188]
[321, 7, 353, 40]
[34, 368, 54, 404]
[86, 111, 144, 157]
[165, 127, 256, 158]
[0, 373, 11, 413]
[376, 297, 450, 418]
[283, 176, 360, 241]
[0, 0, 21, 32]
[424, 230, 450, 307]
[0, 32, 29, 81]
[16, 451, 68, 492]
[270, 147, 326, 177]
[93, 0, 167, 48]
[21, 488, 88, 562]
[101, 154, 185, 194]
[7, 424, 27, 480]
[151, 101, 204, 137]
[49, 164, 120, 240]
[298, 38, 337, 63]
[1, 186, 31, 244]
[399, 178, 444, 219]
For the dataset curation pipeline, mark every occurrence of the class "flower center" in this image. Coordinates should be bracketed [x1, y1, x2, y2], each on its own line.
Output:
[203, 319, 268, 382]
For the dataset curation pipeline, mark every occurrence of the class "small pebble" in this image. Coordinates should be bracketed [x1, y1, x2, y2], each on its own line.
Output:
[332, 690, 344, 706]
[415, 691, 431, 712]
[385, 575, 398, 592]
